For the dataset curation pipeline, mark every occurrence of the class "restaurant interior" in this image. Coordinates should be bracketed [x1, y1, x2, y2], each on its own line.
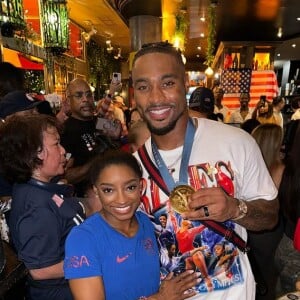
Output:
[0, 0, 300, 299]
[1, 0, 300, 106]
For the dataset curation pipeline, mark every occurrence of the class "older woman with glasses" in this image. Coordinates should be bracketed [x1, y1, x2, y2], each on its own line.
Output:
[0, 114, 85, 300]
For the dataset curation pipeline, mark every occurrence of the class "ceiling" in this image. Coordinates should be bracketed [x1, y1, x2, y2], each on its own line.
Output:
[68, 0, 300, 70]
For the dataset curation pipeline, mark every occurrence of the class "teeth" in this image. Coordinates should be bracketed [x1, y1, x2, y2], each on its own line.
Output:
[114, 206, 130, 212]
[150, 108, 170, 115]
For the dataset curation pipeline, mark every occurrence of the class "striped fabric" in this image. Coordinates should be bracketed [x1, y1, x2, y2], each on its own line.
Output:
[221, 69, 279, 109]
[250, 70, 279, 103]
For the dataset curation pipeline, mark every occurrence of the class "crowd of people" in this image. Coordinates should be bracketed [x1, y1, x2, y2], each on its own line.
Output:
[0, 40, 299, 300]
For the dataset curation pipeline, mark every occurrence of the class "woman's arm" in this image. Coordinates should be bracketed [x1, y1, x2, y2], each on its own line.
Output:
[69, 276, 105, 300]
[68, 271, 200, 300]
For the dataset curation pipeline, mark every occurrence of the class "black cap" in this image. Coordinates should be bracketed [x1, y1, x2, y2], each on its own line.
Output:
[189, 87, 215, 114]
[0, 91, 42, 119]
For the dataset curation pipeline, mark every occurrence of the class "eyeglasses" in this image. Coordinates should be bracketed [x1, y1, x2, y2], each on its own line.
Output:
[69, 91, 93, 100]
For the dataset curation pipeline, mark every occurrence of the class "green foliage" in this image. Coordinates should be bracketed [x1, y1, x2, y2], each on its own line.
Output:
[24, 70, 45, 93]
[87, 40, 120, 98]
[206, 5, 216, 66]
[175, 12, 188, 39]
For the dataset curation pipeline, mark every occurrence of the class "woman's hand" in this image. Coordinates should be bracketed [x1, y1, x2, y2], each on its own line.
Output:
[149, 270, 200, 300]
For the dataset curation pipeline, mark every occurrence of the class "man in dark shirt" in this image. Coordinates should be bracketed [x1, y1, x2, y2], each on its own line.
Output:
[61, 78, 119, 199]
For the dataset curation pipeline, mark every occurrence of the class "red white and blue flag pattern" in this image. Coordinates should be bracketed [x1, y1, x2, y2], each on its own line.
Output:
[221, 69, 279, 109]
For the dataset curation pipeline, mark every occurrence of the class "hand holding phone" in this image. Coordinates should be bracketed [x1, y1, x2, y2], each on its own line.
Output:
[112, 72, 121, 83]
[96, 117, 122, 139]
[109, 73, 122, 95]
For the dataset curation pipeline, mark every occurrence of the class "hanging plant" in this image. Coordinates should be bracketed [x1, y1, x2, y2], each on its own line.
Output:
[174, 8, 188, 50]
[205, 4, 216, 66]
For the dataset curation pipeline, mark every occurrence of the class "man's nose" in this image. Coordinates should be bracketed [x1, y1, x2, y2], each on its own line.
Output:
[149, 85, 166, 103]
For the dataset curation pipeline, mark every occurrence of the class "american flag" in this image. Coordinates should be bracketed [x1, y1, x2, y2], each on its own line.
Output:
[222, 68, 252, 94]
[221, 69, 279, 109]
[250, 70, 279, 103]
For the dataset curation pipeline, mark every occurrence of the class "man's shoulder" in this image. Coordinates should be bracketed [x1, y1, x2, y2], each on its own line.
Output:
[62, 117, 96, 136]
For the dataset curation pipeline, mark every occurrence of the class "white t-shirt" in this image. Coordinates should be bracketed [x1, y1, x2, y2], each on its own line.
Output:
[214, 105, 230, 123]
[135, 118, 277, 300]
[229, 109, 252, 125]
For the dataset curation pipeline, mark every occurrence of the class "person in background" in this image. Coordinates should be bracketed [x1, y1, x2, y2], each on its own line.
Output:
[113, 95, 130, 138]
[0, 72, 47, 243]
[290, 97, 300, 121]
[272, 96, 285, 128]
[188, 86, 221, 121]
[113, 95, 127, 124]
[248, 123, 284, 300]
[241, 118, 261, 134]
[60, 78, 120, 199]
[229, 92, 252, 127]
[131, 41, 278, 299]
[126, 120, 150, 153]
[252, 96, 277, 125]
[0, 114, 85, 300]
[64, 150, 199, 300]
[275, 120, 300, 295]
[56, 97, 71, 124]
[127, 107, 143, 128]
[0, 62, 25, 99]
[213, 85, 230, 123]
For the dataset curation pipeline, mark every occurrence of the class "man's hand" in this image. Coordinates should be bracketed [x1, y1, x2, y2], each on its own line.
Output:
[181, 187, 238, 222]
[181, 187, 279, 231]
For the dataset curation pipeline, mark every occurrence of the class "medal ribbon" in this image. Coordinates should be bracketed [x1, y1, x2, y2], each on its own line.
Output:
[151, 118, 195, 192]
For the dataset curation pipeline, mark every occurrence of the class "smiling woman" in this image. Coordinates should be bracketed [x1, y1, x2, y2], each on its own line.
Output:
[64, 149, 200, 300]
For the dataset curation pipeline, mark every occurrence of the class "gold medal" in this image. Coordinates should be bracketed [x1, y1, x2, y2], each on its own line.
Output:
[169, 185, 195, 214]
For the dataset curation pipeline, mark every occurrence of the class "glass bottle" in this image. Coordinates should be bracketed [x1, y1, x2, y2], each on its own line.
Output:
[232, 53, 239, 69]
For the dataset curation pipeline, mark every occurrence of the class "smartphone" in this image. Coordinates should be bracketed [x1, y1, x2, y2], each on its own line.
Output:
[66, 153, 72, 161]
[112, 72, 121, 83]
[96, 117, 113, 131]
[96, 117, 122, 139]
[259, 95, 266, 107]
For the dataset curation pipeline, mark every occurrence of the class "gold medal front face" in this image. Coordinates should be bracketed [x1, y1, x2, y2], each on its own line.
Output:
[170, 185, 195, 214]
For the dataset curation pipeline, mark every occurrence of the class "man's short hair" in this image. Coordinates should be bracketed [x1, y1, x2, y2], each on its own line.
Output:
[132, 41, 185, 68]
[240, 92, 250, 100]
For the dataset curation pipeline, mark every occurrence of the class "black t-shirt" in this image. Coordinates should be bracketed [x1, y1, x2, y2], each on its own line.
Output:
[61, 117, 98, 167]
[60, 117, 119, 196]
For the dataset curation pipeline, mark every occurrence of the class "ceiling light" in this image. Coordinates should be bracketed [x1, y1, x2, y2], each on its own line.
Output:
[106, 39, 113, 53]
[114, 47, 122, 59]
[292, 44, 296, 48]
[277, 27, 282, 38]
[200, 33, 205, 38]
[297, 17, 300, 21]
[107, 46, 113, 53]
[197, 46, 201, 50]
[81, 27, 97, 43]
[277, 53, 281, 57]
[200, 17, 205, 22]
[205, 66, 214, 76]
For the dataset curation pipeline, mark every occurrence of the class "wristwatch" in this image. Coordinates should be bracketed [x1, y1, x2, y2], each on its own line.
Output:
[232, 199, 248, 221]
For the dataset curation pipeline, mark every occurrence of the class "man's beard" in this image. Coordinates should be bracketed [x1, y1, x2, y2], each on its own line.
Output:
[145, 110, 184, 136]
